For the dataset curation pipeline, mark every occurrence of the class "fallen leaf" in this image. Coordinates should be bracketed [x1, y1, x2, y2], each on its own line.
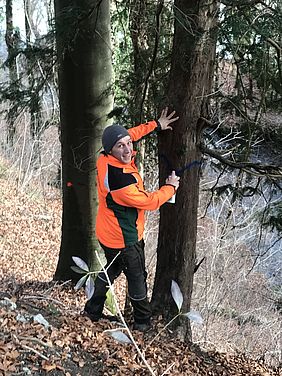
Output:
[41, 362, 57, 372]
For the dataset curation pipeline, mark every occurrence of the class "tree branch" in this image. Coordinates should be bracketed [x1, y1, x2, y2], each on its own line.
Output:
[221, 0, 265, 7]
[200, 144, 282, 178]
[243, 14, 281, 56]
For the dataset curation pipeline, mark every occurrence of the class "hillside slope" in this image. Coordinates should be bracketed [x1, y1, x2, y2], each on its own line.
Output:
[0, 175, 280, 376]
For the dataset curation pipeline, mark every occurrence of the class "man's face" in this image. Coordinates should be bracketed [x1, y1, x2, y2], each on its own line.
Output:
[111, 135, 133, 164]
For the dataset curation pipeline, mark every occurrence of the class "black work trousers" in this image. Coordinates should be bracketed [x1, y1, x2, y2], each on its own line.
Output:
[84, 239, 152, 324]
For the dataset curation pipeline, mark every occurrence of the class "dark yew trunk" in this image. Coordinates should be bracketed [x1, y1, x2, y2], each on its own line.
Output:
[54, 0, 113, 281]
[151, 0, 219, 341]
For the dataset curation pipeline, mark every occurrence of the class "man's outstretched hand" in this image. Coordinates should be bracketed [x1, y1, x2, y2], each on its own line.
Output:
[158, 107, 179, 131]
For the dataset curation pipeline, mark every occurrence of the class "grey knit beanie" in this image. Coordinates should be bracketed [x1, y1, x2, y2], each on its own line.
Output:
[102, 124, 129, 154]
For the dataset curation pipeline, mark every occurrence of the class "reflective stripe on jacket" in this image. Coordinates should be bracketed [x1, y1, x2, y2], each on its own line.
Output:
[96, 120, 175, 248]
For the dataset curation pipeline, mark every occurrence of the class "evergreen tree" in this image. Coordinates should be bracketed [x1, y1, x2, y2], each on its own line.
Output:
[151, 0, 219, 340]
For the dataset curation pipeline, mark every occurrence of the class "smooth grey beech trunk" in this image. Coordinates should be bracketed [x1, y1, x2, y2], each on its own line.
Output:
[151, 0, 219, 341]
[54, 0, 113, 280]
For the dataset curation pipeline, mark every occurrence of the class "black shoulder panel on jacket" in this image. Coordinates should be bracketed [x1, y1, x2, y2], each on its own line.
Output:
[108, 164, 137, 191]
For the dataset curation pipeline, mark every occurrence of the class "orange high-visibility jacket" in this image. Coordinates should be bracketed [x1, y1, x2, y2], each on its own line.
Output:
[96, 120, 175, 248]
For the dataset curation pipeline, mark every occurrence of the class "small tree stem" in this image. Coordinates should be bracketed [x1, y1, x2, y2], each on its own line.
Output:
[145, 313, 181, 349]
[95, 251, 156, 376]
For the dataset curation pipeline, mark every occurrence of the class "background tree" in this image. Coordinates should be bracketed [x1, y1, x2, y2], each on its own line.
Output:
[151, 0, 219, 341]
[24, 0, 44, 167]
[54, 0, 113, 280]
[1, 0, 57, 186]
[5, 0, 18, 144]
[128, 0, 169, 176]
[202, 0, 282, 265]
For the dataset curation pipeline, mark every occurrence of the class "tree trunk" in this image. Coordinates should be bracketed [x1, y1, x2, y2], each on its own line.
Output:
[151, 0, 219, 341]
[24, 0, 42, 169]
[54, 0, 113, 280]
[129, 0, 165, 183]
[5, 0, 17, 82]
[5, 0, 17, 144]
[128, 0, 147, 179]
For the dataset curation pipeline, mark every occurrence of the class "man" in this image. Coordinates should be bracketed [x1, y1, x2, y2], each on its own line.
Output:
[84, 108, 180, 331]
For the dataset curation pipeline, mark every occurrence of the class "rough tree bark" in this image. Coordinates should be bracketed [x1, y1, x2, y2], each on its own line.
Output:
[128, 0, 150, 178]
[24, 0, 42, 168]
[129, 0, 164, 177]
[151, 0, 219, 341]
[54, 0, 113, 280]
[5, 0, 18, 144]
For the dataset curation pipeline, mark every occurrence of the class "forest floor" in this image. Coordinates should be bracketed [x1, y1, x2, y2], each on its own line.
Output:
[0, 169, 281, 376]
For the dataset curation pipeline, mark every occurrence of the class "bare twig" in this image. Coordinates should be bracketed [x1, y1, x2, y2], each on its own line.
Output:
[21, 295, 64, 306]
[44, 280, 72, 294]
[200, 144, 282, 178]
[161, 362, 176, 375]
[20, 344, 49, 361]
[13, 334, 49, 361]
[16, 335, 52, 348]
[145, 314, 181, 350]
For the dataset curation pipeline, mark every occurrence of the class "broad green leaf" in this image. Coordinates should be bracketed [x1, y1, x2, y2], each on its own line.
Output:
[71, 266, 87, 274]
[183, 310, 203, 325]
[74, 275, 88, 291]
[106, 330, 132, 344]
[106, 290, 117, 315]
[171, 280, 183, 311]
[85, 276, 95, 300]
[72, 256, 89, 272]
